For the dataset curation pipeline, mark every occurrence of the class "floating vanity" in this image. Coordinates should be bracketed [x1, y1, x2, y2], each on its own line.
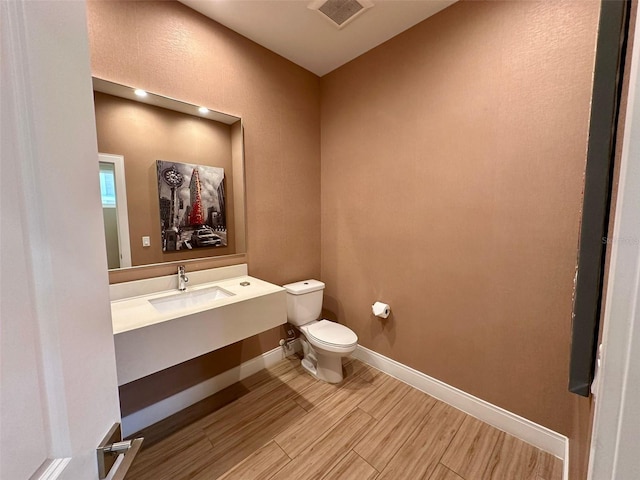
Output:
[110, 264, 286, 385]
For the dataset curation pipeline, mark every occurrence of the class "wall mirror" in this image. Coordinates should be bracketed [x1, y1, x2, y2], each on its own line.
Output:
[93, 77, 246, 270]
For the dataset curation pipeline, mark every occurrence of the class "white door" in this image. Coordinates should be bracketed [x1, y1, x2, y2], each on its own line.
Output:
[588, 7, 640, 479]
[1, 1, 121, 479]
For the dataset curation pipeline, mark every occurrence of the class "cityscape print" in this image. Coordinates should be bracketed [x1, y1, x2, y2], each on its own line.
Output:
[156, 160, 227, 252]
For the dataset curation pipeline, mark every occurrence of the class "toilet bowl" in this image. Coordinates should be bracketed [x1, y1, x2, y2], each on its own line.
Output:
[283, 280, 358, 383]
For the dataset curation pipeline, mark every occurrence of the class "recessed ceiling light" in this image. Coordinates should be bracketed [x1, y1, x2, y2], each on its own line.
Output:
[134, 89, 147, 98]
[198, 106, 209, 114]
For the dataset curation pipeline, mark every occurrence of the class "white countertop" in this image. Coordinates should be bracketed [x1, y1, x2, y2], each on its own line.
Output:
[111, 275, 284, 335]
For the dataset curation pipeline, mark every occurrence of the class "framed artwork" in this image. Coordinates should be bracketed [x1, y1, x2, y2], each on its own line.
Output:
[156, 160, 227, 252]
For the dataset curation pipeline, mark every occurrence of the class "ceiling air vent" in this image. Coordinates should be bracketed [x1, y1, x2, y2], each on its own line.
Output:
[308, 0, 374, 29]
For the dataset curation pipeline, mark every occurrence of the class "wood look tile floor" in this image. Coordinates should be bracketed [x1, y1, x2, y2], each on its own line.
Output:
[127, 357, 562, 480]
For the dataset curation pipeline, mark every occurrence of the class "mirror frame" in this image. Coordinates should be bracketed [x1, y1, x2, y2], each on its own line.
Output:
[93, 77, 247, 273]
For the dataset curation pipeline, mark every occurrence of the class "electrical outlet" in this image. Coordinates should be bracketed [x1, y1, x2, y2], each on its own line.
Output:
[142, 236, 151, 247]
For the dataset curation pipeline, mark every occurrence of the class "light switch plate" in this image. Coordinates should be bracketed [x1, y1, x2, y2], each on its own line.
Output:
[142, 236, 151, 247]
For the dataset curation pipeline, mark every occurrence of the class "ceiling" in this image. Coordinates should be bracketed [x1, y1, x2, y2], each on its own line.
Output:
[179, 0, 457, 76]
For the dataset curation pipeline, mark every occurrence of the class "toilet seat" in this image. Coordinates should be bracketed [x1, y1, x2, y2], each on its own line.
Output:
[301, 319, 358, 353]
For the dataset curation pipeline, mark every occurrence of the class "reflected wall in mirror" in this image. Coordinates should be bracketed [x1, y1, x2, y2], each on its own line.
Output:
[93, 78, 246, 270]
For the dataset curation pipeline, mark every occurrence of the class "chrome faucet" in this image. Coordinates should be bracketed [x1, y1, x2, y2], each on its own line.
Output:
[178, 265, 189, 291]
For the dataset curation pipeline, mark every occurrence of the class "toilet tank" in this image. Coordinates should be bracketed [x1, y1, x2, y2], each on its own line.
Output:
[282, 280, 325, 326]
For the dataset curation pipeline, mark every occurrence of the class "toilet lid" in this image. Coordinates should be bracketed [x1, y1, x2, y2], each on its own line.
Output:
[305, 320, 358, 347]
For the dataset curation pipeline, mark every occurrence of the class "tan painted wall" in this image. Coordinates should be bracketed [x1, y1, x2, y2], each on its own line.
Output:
[87, 0, 321, 415]
[320, 0, 599, 445]
[88, 0, 321, 286]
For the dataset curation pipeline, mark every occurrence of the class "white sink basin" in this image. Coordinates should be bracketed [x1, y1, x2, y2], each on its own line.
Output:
[149, 286, 234, 313]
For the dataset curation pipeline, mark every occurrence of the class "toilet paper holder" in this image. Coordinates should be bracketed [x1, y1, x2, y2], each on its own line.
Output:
[372, 301, 391, 319]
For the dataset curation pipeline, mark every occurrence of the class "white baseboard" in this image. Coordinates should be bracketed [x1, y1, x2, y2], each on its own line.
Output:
[564, 434, 570, 480]
[352, 345, 568, 466]
[121, 342, 298, 437]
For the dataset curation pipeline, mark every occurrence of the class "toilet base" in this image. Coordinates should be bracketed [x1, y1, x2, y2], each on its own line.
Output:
[299, 336, 345, 383]
[300, 357, 318, 378]
[316, 354, 344, 383]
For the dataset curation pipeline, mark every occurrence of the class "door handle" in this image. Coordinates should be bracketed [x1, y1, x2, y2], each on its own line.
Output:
[97, 423, 144, 479]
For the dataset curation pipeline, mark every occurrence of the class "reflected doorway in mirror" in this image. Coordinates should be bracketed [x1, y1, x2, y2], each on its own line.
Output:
[156, 160, 227, 252]
[99, 153, 132, 269]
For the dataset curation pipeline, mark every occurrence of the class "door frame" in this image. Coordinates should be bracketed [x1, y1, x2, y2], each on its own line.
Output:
[99, 153, 132, 268]
[588, 3, 640, 477]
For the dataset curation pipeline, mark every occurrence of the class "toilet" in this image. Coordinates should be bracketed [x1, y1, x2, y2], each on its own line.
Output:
[283, 279, 358, 383]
